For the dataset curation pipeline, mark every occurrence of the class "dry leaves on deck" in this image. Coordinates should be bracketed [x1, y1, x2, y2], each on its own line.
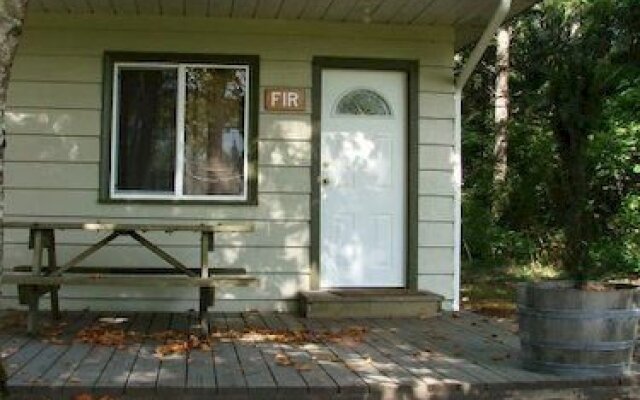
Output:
[72, 394, 118, 400]
[274, 352, 314, 371]
[75, 325, 144, 347]
[214, 325, 368, 345]
[275, 352, 293, 366]
[70, 323, 368, 357]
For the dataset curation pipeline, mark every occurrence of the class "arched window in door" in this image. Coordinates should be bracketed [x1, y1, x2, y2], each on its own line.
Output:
[334, 88, 392, 116]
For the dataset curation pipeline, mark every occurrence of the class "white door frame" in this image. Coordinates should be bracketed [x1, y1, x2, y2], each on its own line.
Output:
[310, 57, 420, 291]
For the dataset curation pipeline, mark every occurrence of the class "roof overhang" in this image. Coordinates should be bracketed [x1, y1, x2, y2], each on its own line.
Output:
[30, 0, 539, 49]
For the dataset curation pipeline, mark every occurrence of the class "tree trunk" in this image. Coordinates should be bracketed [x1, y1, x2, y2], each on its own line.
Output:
[493, 26, 511, 217]
[1, 0, 29, 394]
[1, 0, 28, 118]
[553, 116, 590, 281]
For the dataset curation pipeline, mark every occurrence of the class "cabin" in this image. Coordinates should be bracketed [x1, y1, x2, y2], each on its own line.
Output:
[0, 0, 535, 316]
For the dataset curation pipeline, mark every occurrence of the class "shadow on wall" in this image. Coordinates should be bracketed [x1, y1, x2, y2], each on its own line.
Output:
[2, 111, 316, 308]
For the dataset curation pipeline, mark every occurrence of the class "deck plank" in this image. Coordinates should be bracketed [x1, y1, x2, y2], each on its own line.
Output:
[1, 311, 638, 399]
[319, 317, 425, 398]
[29, 311, 98, 399]
[4, 311, 88, 391]
[236, 313, 277, 399]
[422, 315, 558, 385]
[295, 317, 369, 397]
[62, 312, 137, 399]
[214, 319, 248, 399]
[310, 317, 395, 398]
[185, 310, 216, 399]
[369, 317, 489, 385]
[257, 313, 309, 396]
[185, 313, 216, 400]
[94, 313, 150, 397]
[349, 317, 450, 393]
[436, 315, 562, 384]
[210, 313, 228, 332]
[445, 312, 520, 349]
[439, 313, 640, 389]
[0, 335, 32, 375]
[156, 313, 189, 398]
[125, 313, 172, 398]
[271, 314, 338, 397]
[375, 317, 513, 385]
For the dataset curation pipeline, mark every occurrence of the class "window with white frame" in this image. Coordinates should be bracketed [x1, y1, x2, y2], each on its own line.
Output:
[104, 53, 257, 203]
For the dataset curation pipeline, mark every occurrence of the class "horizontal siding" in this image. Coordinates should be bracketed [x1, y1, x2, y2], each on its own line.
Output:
[10, 55, 455, 95]
[5, 108, 100, 135]
[5, 136, 99, 162]
[419, 66, 454, 94]
[19, 29, 453, 66]
[418, 222, 454, 247]
[418, 196, 455, 222]
[418, 248, 455, 274]
[5, 137, 311, 166]
[258, 114, 312, 140]
[258, 140, 311, 167]
[23, 14, 454, 43]
[261, 60, 311, 87]
[5, 109, 313, 143]
[419, 171, 455, 195]
[417, 274, 455, 301]
[419, 93, 455, 118]
[7, 82, 101, 109]
[4, 163, 310, 193]
[5, 190, 310, 220]
[2, 15, 457, 311]
[11, 55, 102, 82]
[419, 145, 455, 171]
[419, 118, 454, 145]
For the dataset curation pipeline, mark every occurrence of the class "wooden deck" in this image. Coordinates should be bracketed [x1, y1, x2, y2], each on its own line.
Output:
[1, 311, 638, 400]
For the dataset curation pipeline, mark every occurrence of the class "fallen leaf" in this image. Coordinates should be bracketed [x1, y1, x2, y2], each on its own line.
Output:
[295, 363, 313, 371]
[72, 394, 94, 400]
[275, 353, 293, 366]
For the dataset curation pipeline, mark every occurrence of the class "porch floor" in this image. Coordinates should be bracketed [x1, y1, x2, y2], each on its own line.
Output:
[1, 310, 638, 399]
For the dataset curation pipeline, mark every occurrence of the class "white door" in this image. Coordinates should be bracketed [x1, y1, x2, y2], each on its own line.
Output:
[320, 69, 407, 288]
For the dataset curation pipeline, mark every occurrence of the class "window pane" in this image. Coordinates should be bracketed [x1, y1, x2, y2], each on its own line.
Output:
[116, 67, 177, 193]
[184, 67, 247, 196]
[335, 88, 392, 116]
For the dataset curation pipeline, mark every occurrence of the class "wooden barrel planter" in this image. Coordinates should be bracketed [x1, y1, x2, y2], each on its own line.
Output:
[517, 281, 640, 375]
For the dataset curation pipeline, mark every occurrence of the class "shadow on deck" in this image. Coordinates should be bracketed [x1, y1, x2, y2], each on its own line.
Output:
[0, 310, 638, 399]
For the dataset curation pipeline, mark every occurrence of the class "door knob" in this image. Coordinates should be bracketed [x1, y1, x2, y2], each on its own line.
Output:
[321, 177, 330, 186]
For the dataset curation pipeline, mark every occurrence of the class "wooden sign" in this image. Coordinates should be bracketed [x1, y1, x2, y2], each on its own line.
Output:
[264, 88, 306, 112]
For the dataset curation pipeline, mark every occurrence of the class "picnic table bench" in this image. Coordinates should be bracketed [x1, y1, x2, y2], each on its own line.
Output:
[0, 221, 259, 334]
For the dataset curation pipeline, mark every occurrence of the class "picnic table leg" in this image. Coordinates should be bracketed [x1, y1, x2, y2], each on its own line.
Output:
[44, 229, 61, 320]
[199, 287, 214, 334]
[26, 292, 39, 335]
[27, 229, 44, 334]
[198, 232, 214, 335]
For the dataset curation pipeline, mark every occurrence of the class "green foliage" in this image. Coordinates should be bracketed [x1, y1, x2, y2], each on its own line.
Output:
[462, 0, 639, 280]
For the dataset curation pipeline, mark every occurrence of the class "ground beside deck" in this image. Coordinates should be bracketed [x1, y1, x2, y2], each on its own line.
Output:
[1, 311, 638, 400]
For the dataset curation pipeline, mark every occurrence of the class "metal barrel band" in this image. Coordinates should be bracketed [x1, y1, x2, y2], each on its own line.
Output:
[517, 306, 640, 320]
[521, 338, 636, 351]
[524, 359, 631, 372]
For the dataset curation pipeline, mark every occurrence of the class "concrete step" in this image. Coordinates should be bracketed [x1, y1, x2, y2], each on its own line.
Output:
[299, 289, 443, 318]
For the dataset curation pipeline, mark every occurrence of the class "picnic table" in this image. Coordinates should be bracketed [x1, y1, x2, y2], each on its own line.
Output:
[0, 221, 259, 334]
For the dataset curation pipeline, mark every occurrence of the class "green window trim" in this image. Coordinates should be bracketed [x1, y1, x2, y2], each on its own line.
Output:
[100, 51, 259, 205]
